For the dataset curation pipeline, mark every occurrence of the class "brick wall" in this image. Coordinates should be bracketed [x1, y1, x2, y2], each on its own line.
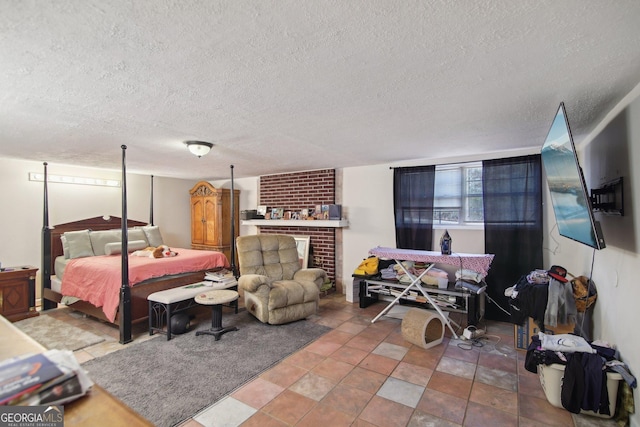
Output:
[258, 169, 340, 286]
[259, 169, 336, 210]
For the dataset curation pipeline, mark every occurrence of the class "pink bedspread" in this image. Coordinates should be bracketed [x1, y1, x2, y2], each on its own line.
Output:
[61, 248, 229, 322]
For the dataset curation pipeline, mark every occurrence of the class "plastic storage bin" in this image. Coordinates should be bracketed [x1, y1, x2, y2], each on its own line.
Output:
[538, 363, 622, 418]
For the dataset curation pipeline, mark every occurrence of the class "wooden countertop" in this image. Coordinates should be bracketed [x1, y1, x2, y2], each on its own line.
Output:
[0, 315, 153, 426]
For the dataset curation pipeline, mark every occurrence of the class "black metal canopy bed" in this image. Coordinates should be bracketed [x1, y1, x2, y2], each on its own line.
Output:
[40, 146, 230, 343]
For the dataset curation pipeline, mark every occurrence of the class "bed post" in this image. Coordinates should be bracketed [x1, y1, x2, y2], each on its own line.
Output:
[119, 145, 132, 344]
[41, 162, 55, 310]
[149, 175, 154, 226]
[230, 165, 237, 278]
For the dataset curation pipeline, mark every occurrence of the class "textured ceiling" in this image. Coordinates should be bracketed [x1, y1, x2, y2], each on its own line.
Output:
[1, 1, 640, 180]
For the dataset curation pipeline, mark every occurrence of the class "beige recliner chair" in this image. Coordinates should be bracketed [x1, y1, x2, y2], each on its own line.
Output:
[236, 234, 327, 324]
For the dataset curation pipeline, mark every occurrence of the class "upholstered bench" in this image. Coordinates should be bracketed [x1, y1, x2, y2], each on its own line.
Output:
[148, 280, 237, 340]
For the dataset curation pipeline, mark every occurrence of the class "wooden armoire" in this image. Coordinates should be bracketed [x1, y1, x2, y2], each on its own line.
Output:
[189, 181, 240, 263]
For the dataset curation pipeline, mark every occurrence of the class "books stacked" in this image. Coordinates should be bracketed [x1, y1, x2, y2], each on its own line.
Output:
[0, 350, 93, 406]
[204, 269, 237, 288]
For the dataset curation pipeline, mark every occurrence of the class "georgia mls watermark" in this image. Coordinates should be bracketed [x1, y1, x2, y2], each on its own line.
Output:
[0, 406, 63, 427]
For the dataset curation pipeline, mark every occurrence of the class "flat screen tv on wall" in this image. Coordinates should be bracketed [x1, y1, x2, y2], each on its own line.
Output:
[541, 102, 606, 250]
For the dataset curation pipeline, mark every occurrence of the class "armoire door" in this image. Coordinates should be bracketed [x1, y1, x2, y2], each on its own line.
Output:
[203, 195, 221, 247]
[190, 196, 205, 245]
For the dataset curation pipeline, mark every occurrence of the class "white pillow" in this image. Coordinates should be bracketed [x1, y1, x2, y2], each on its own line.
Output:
[64, 230, 94, 259]
[60, 235, 70, 259]
[142, 225, 164, 247]
[104, 240, 148, 256]
[89, 229, 122, 256]
[128, 228, 148, 246]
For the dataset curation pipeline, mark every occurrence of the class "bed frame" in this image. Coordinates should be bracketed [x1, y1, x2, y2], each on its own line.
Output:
[40, 146, 214, 344]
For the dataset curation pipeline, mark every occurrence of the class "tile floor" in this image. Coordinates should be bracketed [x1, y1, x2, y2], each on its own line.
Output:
[47, 293, 620, 427]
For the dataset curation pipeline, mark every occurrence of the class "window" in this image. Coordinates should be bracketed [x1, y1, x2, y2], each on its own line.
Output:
[433, 162, 484, 225]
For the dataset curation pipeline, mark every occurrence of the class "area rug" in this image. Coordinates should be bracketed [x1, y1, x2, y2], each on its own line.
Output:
[82, 311, 331, 427]
[14, 315, 105, 351]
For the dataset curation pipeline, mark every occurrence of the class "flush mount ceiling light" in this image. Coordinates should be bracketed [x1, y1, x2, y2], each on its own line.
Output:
[185, 141, 214, 158]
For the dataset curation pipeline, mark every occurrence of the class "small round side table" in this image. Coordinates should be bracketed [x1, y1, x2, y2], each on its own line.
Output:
[195, 289, 239, 340]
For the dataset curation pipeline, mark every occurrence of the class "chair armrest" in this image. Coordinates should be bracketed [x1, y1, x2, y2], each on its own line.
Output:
[238, 274, 272, 293]
[294, 268, 327, 288]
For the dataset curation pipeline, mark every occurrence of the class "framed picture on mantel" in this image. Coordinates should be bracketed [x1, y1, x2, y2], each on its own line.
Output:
[293, 236, 310, 268]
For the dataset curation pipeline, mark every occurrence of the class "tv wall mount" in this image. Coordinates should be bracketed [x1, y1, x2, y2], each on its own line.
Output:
[591, 177, 624, 216]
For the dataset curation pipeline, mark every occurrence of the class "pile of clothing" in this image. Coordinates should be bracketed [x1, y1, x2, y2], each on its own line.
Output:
[505, 265, 577, 332]
[525, 332, 636, 417]
[378, 260, 448, 287]
[454, 268, 487, 294]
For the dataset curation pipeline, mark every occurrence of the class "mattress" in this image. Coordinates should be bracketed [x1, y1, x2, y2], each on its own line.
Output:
[51, 275, 62, 294]
[54, 256, 70, 281]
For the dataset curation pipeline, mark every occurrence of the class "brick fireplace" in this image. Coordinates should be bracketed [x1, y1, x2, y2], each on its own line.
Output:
[256, 169, 343, 291]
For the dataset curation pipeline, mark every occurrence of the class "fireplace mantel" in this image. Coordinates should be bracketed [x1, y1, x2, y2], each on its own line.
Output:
[241, 219, 348, 228]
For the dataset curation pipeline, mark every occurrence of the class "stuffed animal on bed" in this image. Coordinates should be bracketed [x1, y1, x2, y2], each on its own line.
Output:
[131, 245, 178, 258]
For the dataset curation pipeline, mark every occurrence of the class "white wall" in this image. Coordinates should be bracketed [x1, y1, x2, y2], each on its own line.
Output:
[542, 84, 640, 427]
[0, 158, 196, 297]
[209, 176, 259, 238]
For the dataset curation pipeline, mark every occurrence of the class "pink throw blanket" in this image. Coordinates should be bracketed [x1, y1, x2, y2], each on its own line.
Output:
[61, 248, 229, 322]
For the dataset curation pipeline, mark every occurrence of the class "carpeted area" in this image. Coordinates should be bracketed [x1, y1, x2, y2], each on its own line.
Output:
[14, 315, 105, 351]
[81, 310, 330, 427]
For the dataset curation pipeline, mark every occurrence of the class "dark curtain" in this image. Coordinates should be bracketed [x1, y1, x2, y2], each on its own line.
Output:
[394, 166, 436, 250]
[483, 155, 543, 321]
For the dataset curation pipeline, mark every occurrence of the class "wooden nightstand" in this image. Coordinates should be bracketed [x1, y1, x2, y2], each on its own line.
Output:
[0, 266, 39, 322]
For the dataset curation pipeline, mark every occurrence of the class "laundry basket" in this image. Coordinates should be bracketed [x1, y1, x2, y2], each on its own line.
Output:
[538, 363, 622, 418]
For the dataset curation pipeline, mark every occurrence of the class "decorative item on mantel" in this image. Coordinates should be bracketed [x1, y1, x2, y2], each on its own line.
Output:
[242, 207, 348, 228]
[240, 210, 262, 220]
[328, 204, 342, 220]
[440, 230, 452, 255]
